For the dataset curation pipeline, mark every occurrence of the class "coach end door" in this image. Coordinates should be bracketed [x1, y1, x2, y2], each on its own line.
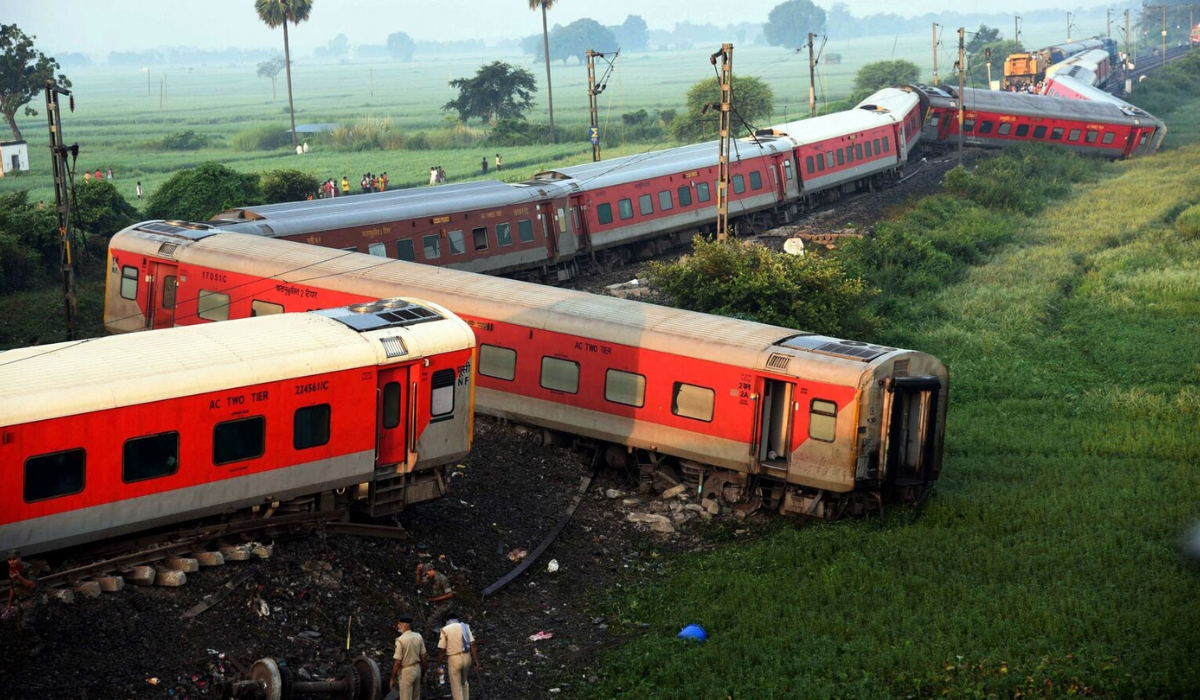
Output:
[148, 261, 178, 329]
[879, 376, 941, 491]
[377, 366, 411, 471]
[756, 378, 795, 473]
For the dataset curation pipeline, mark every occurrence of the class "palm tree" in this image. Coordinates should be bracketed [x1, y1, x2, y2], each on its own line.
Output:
[528, 0, 557, 143]
[255, 0, 313, 149]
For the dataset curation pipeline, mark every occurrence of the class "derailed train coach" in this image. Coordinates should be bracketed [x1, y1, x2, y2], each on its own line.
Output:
[106, 222, 949, 519]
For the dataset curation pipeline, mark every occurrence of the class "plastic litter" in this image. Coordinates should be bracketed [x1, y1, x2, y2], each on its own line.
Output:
[506, 548, 528, 563]
[147, 678, 160, 686]
[546, 559, 560, 573]
[528, 630, 554, 641]
[677, 624, 707, 642]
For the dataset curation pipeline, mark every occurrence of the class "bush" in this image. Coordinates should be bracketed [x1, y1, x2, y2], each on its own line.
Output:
[157, 130, 212, 150]
[0, 232, 43, 293]
[230, 124, 292, 152]
[144, 162, 262, 222]
[1175, 204, 1200, 240]
[944, 144, 1090, 211]
[74, 179, 139, 240]
[261, 169, 320, 204]
[645, 237, 874, 337]
[0, 191, 58, 271]
[486, 118, 536, 147]
[1126, 50, 1200, 117]
[325, 116, 404, 152]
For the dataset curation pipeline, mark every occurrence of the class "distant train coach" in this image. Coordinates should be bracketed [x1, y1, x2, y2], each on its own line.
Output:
[106, 223, 949, 520]
[1, 301, 475, 556]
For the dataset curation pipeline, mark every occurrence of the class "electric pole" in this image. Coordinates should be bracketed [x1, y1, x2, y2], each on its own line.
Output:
[1163, 5, 1168, 66]
[1126, 10, 1132, 62]
[711, 44, 733, 243]
[957, 27, 965, 166]
[45, 79, 78, 341]
[1067, 12, 1073, 42]
[807, 33, 817, 117]
[1108, 9, 1112, 38]
[1014, 15, 1021, 48]
[586, 49, 602, 162]
[932, 23, 940, 86]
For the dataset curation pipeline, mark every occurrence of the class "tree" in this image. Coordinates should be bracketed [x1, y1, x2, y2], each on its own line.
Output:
[443, 61, 537, 125]
[553, 19, 618, 64]
[386, 31, 415, 62]
[670, 75, 774, 143]
[145, 162, 262, 222]
[969, 40, 1021, 88]
[528, 0, 557, 143]
[849, 59, 921, 103]
[762, 0, 826, 48]
[73, 180, 139, 241]
[261, 169, 319, 203]
[257, 56, 286, 102]
[255, 0, 313, 149]
[314, 33, 349, 61]
[966, 25, 1002, 55]
[0, 24, 71, 142]
[612, 15, 649, 51]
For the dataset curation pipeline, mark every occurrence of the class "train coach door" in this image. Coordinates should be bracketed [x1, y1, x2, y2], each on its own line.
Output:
[569, 195, 589, 254]
[377, 366, 410, 471]
[879, 376, 942, 491]
[756, 378, 795, 470]
[148, 261, 178, 329]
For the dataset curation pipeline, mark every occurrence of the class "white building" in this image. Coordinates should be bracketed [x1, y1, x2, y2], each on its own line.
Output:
[0, 140, 30, 175]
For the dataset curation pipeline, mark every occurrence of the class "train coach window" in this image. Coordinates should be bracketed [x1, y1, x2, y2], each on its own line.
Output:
[123, 432, 179, 483]
[540, 357, 580, 394]
[997, 123, 1012, 136]
[855, 144, 864, 160]
[163, 276, 177, 309]
[783, 161, 793, 180]
[978, 121, 994, 135]
[448, 230, 466, 255]
[597, 203, 613, 225]
[963, 119, 975, 133]
[251, 300, 283, 317]
[479, 344, 517, 381]
[825, 152, 835, 169]
[431, 369, 456, 418]
[1139, 134, 1149, 146]
[697, 183, 711, 202]
[882, 137, 890, 152]
[496, 223, 513, 247]
[638, 194, 654, 216]
[517, 219, 535, 243]
[677, 186, 692, 207]
[809, 399, 837, 442]
[294, 404, 331, 450]
[605, 370, 646, 408]
[473, 227, 490, 252]
[872, 138, 880, 154]
[213, 416, 266, 466]
[1102, 132, 1115, 145]
[397, 239, 417, 261]
[1033, 125, 1047, 139]
[749, 171, 763, 190]
[732, 175, 746, 194]
[836, 150, 845, 166]
[382, 383, 401, 429]
[805, 156, 815, 174]
[618, 198, 634, 220]
[658, 190, 673, 211]
[423, 234, 442, 260]
[1015, 124, 1030, 137]
[672, 383, 714, 422]
[24, 449, 86, 502]
[1051, 127, 1064, 140]
[815, 155, 825, 173]
[1068, 129, 1081, 141]
[1085, 131, 1099, 143]
[197, 290, 230, 321]
[120, 266, 139, 300]
[369, 242, 387, 257]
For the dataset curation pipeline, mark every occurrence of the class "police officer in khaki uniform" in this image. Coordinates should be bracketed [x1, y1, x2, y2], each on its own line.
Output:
[390, 614, 427, 700]
[436, 611, 480, 700]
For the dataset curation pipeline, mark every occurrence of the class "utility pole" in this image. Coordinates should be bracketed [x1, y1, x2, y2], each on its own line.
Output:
[1014, 15, 1021, 48]
[957, 27, 965, 166]
[586, 49, 602, 162]
[159, 77, 164, 112]
[1107, 9, 1112, 38]
[807, 33, 817, 117]
[369, 67, 374, 97]
[711, 44, 733, 243]
[1067, 12, 1073, 42]
[45, 79, 78, 341]
[1126, 10, 1132, 62]
[1162, 5, 1168, 66]
[932, 23, 940, 86]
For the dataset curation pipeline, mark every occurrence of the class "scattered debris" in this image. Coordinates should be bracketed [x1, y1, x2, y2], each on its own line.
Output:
[528, 631, 554, 642]
[546, 559, 560, 574]
[506, 549, 529, 563]
[677, 624, 707, 642]
[625, 512, 676, 534]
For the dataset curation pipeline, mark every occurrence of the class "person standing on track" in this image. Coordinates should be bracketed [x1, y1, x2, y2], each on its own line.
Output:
[390, 614, 427, 700]
[436, 611, 480, 700]
[481, 156, 488, 175]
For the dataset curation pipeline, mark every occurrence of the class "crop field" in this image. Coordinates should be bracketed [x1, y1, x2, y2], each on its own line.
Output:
[0, 21, 1072, 208]
[577, 98, 1200, 697]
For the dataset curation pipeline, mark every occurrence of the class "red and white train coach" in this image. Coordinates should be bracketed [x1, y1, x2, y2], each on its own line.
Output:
[106, 222, 948, 518]
[1, 300, 475, 556]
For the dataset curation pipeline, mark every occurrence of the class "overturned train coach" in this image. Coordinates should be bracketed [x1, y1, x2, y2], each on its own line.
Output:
[1, 301, 475, 556]
[106, 222, 948, 518]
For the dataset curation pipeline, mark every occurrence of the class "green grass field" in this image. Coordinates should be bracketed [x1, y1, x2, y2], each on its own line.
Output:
[0, 22, 1078, 208]
[577, 102, 1200, 697]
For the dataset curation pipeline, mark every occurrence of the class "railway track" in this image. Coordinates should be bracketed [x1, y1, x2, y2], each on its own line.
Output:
[1129, 45, 1192, 80]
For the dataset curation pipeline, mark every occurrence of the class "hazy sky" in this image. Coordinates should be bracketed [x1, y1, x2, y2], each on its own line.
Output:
[11, 1, 1070, 54]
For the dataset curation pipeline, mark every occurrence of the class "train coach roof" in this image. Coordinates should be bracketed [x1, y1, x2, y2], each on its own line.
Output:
[0, 310, 463, 426]
[532, 136, 791, 191]
[112, 227, 899, 386]
[769, 101, 912, 145]
[927, 85, 1160, 124]
[211, 180, 560, 238]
